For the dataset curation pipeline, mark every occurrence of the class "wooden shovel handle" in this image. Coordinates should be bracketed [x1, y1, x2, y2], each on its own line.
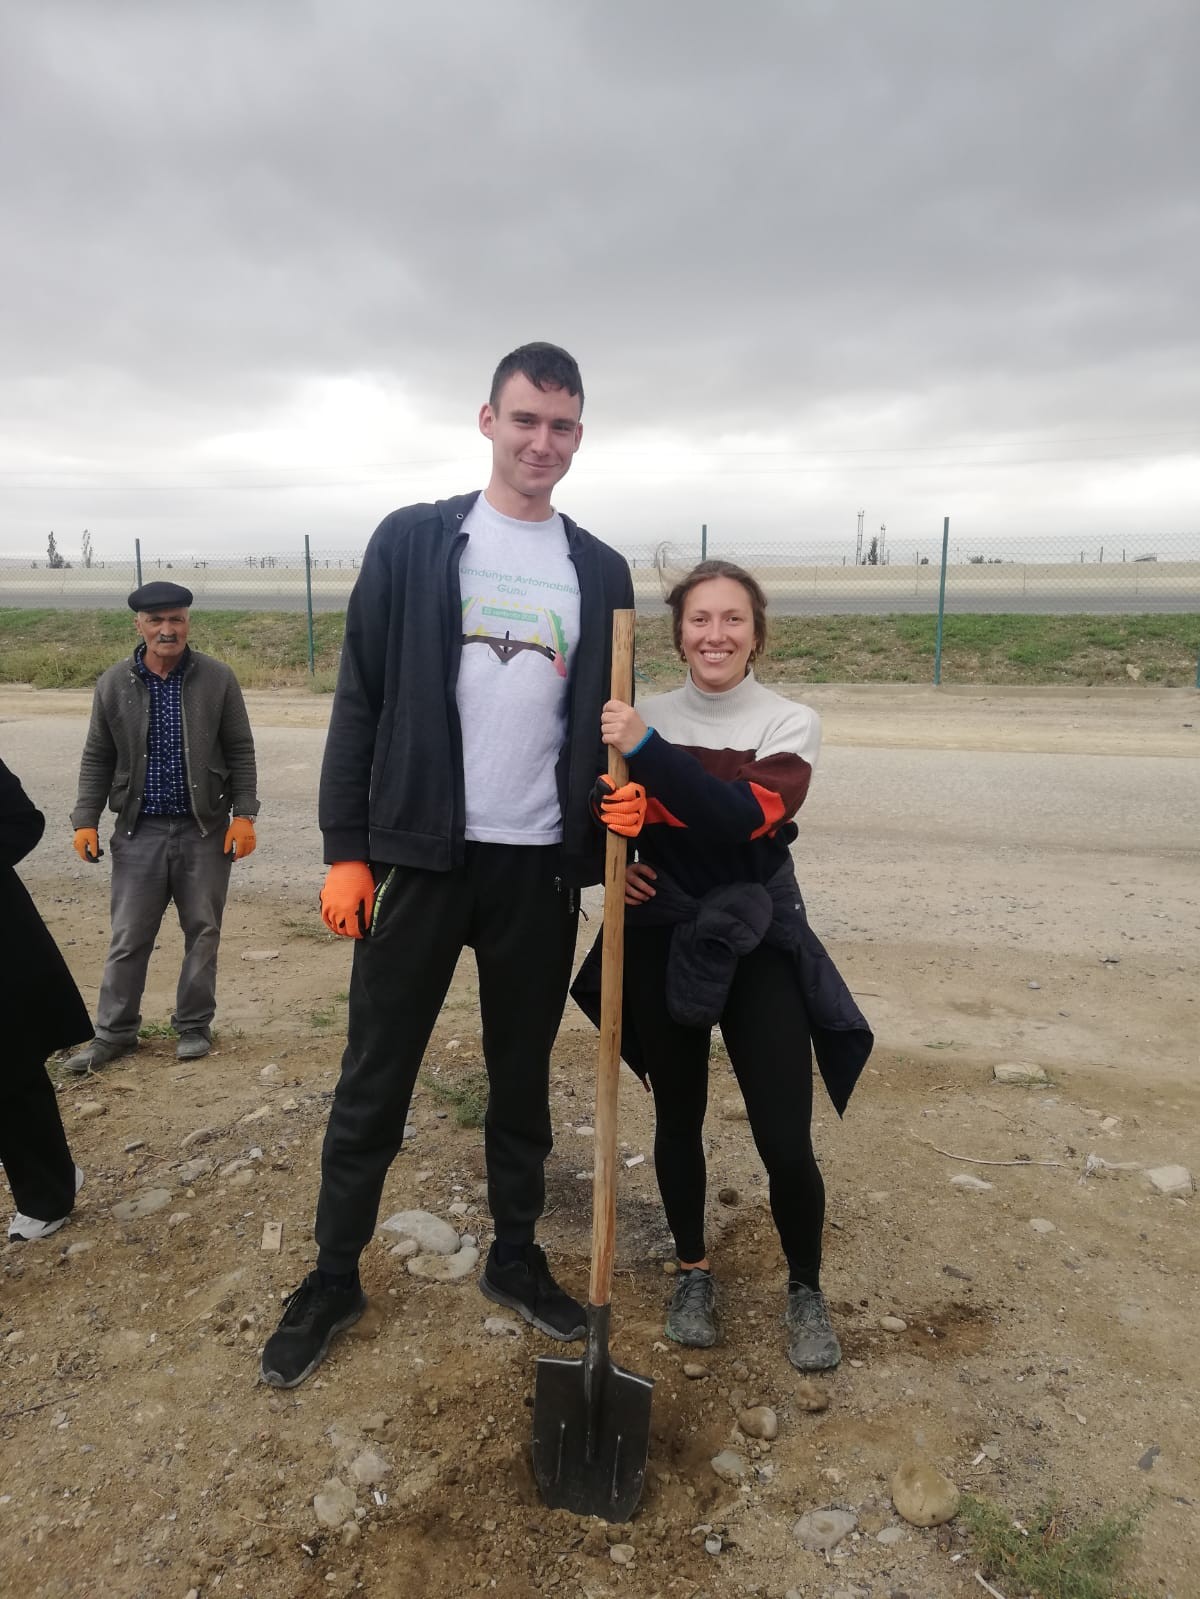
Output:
[589, 609, 635, 1309]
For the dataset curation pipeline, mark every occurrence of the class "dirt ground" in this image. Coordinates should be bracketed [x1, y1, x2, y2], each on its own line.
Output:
[1, 682, 1197, 1599]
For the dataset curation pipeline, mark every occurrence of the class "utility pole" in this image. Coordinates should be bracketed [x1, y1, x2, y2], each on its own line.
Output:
[856, 509, 864, 565]
[879, 523, 887, 567]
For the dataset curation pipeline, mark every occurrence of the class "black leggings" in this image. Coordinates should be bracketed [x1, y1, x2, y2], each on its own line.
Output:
[623, 925, 825, 1288]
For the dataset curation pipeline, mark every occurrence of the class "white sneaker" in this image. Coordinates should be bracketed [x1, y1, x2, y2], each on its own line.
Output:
[8, 1165, 84, 1242]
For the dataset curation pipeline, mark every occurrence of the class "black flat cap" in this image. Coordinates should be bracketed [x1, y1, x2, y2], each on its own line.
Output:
[127, 580, 194, 612]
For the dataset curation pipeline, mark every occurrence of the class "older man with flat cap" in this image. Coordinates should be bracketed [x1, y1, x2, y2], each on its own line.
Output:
[64, 580, 259, 1071]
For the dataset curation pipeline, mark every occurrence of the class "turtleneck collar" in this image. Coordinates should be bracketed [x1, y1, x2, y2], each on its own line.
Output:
[678, 668, 760, 720]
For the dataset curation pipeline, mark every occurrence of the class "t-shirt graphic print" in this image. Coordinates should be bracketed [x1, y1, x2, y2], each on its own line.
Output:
[460, 593, 569, 678]
[455, 495, 581, 845]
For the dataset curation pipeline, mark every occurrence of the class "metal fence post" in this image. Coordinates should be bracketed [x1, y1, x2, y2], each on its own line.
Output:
[933, 516, 950, 686]
[304, 535, 316, 676]
[135, 538, 143, 589]
[701, 523, 708, 560]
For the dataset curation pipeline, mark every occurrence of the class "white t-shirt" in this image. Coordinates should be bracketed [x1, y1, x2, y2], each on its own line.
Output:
[455, 494, 581, 845]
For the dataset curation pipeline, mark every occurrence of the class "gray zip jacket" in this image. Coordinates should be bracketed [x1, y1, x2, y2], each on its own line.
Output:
[70, 648, 259, 839]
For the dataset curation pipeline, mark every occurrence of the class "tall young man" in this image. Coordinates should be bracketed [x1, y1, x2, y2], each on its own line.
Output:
[262, 343, 634, 1388]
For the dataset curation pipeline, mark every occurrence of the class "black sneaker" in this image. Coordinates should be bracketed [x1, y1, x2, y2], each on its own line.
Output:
[785, 1284, 841, 1371]
[665, 1267, 718, 1347]
[479, 1243, 585, 1341]
[259, 1271, 367, 1388]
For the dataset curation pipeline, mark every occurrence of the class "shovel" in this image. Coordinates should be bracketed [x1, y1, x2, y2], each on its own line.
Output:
[532, 608, 654, 1522]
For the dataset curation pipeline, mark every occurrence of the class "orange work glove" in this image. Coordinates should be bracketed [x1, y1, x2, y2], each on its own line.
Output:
[320, 860, 376, 938]
[73, 828, 102, 863]
[588, 774, 647, 838]
[224, 816, 257, 860]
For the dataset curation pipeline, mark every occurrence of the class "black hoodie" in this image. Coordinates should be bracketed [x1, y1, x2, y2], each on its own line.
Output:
[319, 491, 634, 886]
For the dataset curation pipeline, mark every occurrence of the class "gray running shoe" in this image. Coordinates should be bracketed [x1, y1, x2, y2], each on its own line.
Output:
[62, 1038, 136, 1076]
[785, 1284, 841, 1371]
[665, 1267, 718, 1348]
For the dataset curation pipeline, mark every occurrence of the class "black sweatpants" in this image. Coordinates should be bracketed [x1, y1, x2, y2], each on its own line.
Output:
[1, 1054, 77, 1223]
[623, 925, 825, 1288]
[315, 843, 579, 1275]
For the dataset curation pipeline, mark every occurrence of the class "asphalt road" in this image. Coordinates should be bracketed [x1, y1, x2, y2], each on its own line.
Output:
[7, 684, 1196, 948]
[4, 588, 1198, 616]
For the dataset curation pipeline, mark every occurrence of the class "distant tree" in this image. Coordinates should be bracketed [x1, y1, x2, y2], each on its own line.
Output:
[81, 529, 93, 568]
[47, 531, 69, 569]
[864, 536, 879, 566]
[968, 554, 986, 565]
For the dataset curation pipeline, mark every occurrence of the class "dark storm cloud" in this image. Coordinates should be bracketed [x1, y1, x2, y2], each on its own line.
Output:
[0, 0, 1197, 541]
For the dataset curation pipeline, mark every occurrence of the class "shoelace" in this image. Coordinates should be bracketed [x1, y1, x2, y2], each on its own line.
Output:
[674, 1271, 714, 1311]
[526, 1246, 563, 1300]
[279, 1280, 316, 1323]
[281, 1275, 353, 1324]
[789, 1289, 829, 1329]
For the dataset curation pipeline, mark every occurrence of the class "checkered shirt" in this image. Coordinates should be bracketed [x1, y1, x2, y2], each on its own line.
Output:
[134, 643, 191, 816]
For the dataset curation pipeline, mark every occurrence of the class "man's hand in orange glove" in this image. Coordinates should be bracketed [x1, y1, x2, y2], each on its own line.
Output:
[224, 817, 257, 860]
[589, 775, 647, 838]
[320, 861, 375, 938]
[73, 828, 102, 863]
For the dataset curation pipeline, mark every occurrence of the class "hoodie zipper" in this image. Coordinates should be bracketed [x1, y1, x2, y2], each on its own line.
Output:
[444, 518, 470, 867]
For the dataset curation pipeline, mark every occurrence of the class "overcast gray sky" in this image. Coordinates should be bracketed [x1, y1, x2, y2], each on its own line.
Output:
[1, 0, 1197, 565]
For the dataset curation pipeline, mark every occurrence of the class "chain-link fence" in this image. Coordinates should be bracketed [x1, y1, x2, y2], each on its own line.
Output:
[627, 529, 1200, 617]
[4, 527, 1198, 682]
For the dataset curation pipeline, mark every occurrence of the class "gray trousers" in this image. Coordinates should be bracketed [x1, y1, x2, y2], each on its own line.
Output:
[95, 815, 232, 1045]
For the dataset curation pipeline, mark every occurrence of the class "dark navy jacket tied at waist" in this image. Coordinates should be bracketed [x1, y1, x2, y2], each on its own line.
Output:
[570, 862, 874, 1116]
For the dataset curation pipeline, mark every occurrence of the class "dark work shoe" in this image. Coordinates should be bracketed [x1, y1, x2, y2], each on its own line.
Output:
[665, 1267, 718, 1347]
[785, 1284, 841, 1371]
[259, 1271, 367, 1388]
[63, 1038, 136, 1076]
[479, 1243, 585, 1341]
[176, 1031, 211, 1060]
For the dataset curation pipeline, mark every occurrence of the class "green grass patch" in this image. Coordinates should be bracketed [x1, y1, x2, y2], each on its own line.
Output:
[0, 608, 346, 690]
[421, 1068, 489, 1129]
[281, 917, 338, 943]
[632, 611, 1198, 688]
[0, 606, 1195, 689]
[308, 994, 348, 1029]
[137, 1020, 177, 1039]
[960, 1493, 1147, 1599]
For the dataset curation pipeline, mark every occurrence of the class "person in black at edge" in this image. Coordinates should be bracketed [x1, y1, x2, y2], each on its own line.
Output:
[574, 560, 873, 1370]
[261, 343, 636, 1389]
[1, 757, 89, 1241]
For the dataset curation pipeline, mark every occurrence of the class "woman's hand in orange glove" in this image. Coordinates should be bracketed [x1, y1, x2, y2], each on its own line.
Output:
[589, 774, 647, 837]
[73, 828, 101, 863]
[320, 861, 375, 938]
[224, 817, 257, 860]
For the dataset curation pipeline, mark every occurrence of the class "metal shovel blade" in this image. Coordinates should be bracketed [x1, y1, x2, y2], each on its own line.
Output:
[532, 1304, 654, 1522]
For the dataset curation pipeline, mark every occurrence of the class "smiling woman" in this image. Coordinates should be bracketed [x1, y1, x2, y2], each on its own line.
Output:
[578, 556, 873, 1371]
[675, 565, 767, 693]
